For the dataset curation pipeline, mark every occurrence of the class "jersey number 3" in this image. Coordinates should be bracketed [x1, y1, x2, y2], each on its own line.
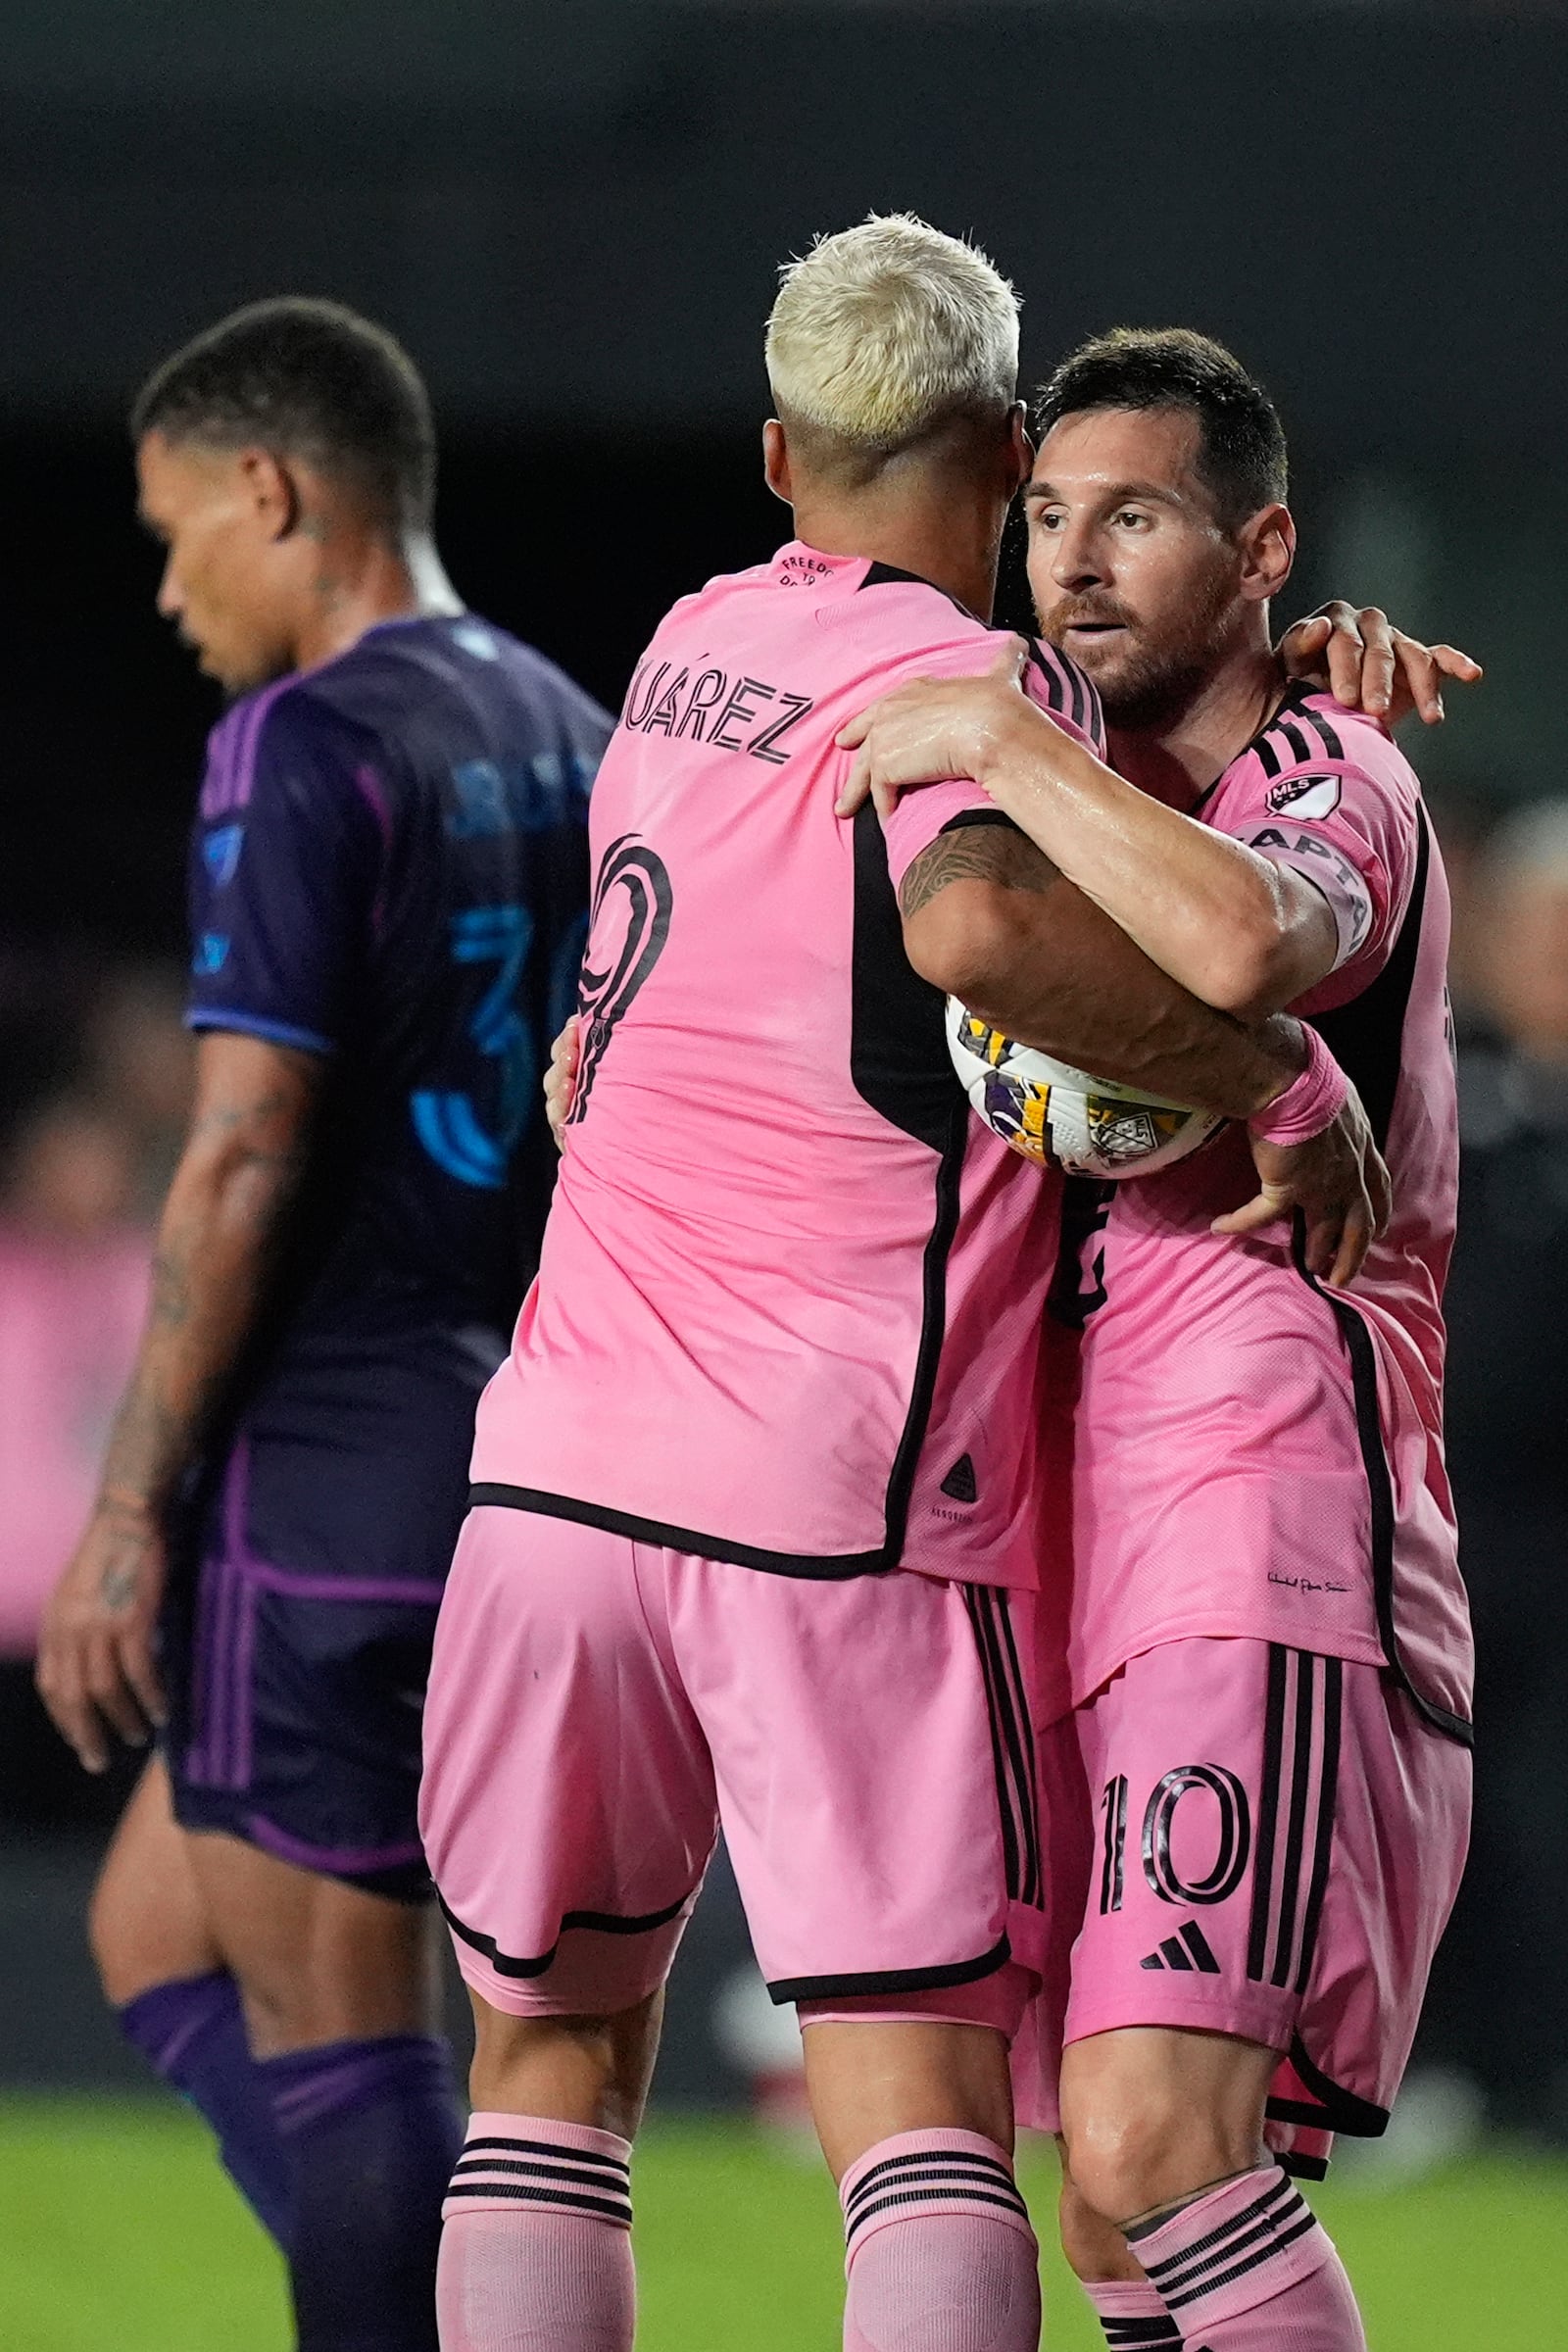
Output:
[413, 904, 534, 1189]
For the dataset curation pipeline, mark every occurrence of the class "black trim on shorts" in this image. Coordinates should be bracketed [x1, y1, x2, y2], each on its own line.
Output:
[437, 1886, 695, 1982]
[1266, 2033, 1392, 2140]
[767, 1932, 1012, 2007]
[962, 1585, 1042, 1908]
[1277, 2149, 1332, 2182]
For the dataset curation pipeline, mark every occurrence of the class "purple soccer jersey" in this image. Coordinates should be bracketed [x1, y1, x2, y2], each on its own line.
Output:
[187, 613, 610, 1344]
[166, 612, 611, 1894]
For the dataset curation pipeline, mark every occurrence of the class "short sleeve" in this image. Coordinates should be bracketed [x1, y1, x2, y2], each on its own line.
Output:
[186, 693, 384, 1054]
[1222, 752, 1418, 991]
[880, 779, 1011, 896]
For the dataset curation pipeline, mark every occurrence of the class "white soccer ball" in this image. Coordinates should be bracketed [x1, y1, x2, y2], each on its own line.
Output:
[946, 998, 1224, 1180]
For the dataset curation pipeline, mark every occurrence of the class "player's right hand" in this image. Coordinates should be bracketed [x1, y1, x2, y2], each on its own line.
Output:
[544, 1014, 580, 1152]
[37, 1494, 169, 1773]
[1212, 1084, 1393, 1289]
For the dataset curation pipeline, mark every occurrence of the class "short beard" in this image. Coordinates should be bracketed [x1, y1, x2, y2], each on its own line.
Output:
[1041, 564, 1240, 736]
[1090, 646, 1222, 734]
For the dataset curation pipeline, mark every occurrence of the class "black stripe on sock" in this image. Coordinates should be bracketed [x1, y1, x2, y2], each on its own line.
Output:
[845, 2151, 1015, 2214]
[1161, 2206, 1318, 2310]
[459, 2135, 629, 2179]
[1131, 2171, 1293, 2259]
[443, 2181, 633, 2226]
[1145, 2181, 1304, 2296]
[453, 2156, 632, 2196]
[846, 2183, 1030, 2243]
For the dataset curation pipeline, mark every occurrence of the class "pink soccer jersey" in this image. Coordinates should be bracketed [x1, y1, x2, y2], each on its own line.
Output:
[1046, 687, 1473, 1736]
[469, 544, 1102, 1587]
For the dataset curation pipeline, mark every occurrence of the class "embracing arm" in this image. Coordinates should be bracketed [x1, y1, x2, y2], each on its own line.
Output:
[899, 822, 1311, 1115]
[36, 1031, 320, 1769]
[959, 704, 1339, 1018]
[899, 820, 1389, 1284]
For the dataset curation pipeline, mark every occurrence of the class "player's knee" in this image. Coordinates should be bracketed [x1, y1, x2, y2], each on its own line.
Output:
[1057, 2172, 1143, 2284]
[1063, 2096, 1249, 2230]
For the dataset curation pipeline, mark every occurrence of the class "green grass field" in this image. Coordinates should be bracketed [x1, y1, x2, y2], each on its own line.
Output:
[3, 2098, 1564, 2350]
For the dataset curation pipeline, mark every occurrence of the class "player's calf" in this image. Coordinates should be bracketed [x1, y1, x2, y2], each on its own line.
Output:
[437, 1992, 660, 2352]
[803, 2020, 1041, 2352]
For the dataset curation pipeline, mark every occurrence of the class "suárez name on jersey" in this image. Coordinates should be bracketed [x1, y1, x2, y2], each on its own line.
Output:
[620, 658, 814, 765]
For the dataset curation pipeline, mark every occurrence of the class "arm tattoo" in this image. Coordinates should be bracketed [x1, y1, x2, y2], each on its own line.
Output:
[898, 822, 1059, 920]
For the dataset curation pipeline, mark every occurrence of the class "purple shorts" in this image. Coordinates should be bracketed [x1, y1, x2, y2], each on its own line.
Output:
[1012, 1637, 1472, 2165]
[164, 1436, 460, 1903]
[420, 1505, 1047, 2024]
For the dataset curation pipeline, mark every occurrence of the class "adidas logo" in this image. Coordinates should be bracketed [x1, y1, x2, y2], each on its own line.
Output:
[940, 1453, 978, 1503]
[1140, 1920, 1221, 1975]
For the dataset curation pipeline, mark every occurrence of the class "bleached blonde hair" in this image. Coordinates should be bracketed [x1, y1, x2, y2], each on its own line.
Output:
[765, 213, 1019, 455]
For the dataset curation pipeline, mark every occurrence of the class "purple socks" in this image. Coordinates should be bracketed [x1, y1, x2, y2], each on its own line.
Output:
[259, 2033, 465, 2352]
[118, 1971, 293, 2245]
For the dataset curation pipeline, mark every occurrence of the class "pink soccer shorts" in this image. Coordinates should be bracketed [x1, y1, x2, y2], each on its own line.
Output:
[1014, 1636, 1471, 2165]
[419, 1505, 1047, 2026]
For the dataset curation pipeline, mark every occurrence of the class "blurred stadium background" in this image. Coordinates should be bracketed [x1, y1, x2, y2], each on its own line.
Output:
[3, 3, 1566, 2344]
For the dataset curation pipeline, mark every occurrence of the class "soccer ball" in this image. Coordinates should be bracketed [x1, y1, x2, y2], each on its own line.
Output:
[946, 999, 1224, 1180]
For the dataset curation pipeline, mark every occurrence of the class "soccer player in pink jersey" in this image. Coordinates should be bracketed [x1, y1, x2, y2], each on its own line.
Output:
[842, 329, 1479, 2352]
[418, 225, 1386, 2352]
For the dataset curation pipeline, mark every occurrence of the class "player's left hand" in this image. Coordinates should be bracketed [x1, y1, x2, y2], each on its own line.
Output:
[544, 1014, 580, 1151]
[36, 1494, 168, 1774]
[1213, 1085, 1393, 1289]
[1278, 603, 1483, 727]
[835, 641, 1031, 819]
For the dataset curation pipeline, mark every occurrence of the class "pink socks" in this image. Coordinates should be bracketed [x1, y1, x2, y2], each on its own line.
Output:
[1123, 2166, 1366, 2350]
[1080, 2276, 1183, 2345]
[435, 2113, 634, 2350]
[839, 2128, 1041, 2352]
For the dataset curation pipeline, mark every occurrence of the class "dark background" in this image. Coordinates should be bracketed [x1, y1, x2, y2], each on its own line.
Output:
[4, 0, 1566, 959]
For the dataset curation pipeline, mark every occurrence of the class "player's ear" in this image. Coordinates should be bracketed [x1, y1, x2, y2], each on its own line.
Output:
[762, 418, 792, 505]
[1005, 401, 1034, 494]
[1238, 501, 1296, 605]
[239, 448, 301, 543]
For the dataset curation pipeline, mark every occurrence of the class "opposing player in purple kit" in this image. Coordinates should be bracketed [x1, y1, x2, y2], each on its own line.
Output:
[843, 328, 1478, 2351]
[37, 301, 610, 2349]
[418, 219, 1385, 2352]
